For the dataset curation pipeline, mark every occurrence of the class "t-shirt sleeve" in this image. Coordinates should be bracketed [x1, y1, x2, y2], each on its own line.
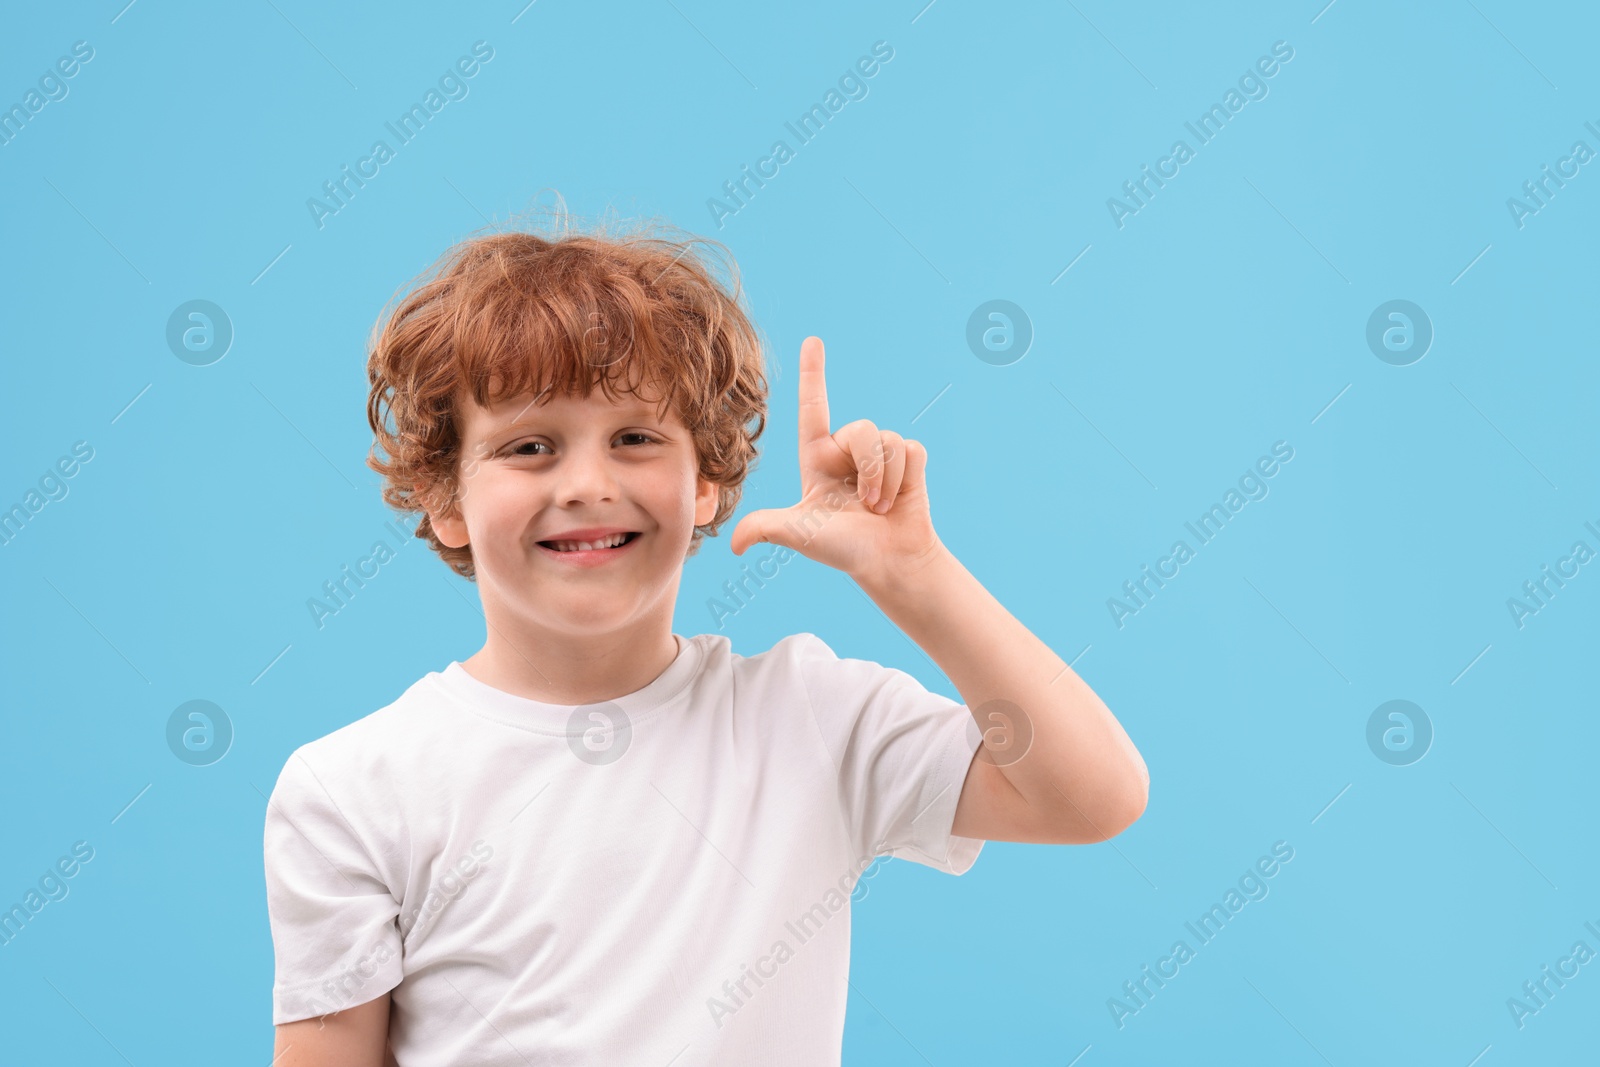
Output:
[793, 632, 985, 875]
[263, 744, 404, 1024]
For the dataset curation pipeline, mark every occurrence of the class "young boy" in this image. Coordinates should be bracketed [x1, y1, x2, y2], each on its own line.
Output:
[264, 222, 1149, 1066]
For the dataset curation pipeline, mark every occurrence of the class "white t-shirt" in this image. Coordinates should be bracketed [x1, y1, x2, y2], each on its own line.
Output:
[263, 630, 985, 1065]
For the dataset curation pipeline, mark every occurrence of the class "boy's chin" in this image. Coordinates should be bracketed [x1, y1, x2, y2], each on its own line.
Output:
[507, 588, 660, 631]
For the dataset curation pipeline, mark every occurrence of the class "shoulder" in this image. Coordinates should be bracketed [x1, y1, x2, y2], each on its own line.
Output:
[690, 629, 918, 718]
[686, 630, 847, 687]
[676, 631, 851, 720]
[267, 670, 443, 807]
[708, 629, 848, 665]
[263, 672, 449, 876]
[742, 630, 906, 689]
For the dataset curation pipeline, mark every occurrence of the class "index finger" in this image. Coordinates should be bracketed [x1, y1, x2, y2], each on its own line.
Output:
[796, 336, 831, 450]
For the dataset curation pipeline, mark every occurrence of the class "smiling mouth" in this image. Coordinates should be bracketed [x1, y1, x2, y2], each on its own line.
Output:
[536, 531, 642, 553]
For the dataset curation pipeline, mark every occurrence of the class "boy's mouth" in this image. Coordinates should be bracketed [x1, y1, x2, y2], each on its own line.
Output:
[536, 531, 642, 554]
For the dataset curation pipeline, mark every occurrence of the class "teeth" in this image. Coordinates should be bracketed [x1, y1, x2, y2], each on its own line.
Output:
[547, 533, 630, 552]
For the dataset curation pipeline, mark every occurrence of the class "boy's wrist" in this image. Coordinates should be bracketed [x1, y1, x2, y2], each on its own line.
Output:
[855, 539, 959, 609]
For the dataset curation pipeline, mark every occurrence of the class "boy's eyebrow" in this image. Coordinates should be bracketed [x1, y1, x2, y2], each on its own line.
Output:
[485, 401, 671, 434]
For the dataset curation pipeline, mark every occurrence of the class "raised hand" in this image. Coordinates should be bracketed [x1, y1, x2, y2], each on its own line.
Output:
[729, 336, 943, 589]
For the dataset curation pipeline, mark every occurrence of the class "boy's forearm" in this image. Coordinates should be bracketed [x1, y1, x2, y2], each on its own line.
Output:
[858, 542, 1149, 837]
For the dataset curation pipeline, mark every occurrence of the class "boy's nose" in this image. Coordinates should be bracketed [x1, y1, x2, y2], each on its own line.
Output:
[554, 441, 620, 506]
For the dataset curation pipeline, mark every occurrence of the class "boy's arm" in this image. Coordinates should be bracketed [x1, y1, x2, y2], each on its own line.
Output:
[272, 992, 392, 1067]
[730, 336, 1148, 845]
[860, 542, 1148, 845]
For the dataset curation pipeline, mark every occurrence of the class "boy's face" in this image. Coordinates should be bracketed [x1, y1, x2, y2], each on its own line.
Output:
[429, 382, 720, 639]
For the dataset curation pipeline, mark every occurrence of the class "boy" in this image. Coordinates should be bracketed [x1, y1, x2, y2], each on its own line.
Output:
[264, 222, 1148, 1066]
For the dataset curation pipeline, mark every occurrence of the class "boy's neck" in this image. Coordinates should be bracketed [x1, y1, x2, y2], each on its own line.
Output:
[459, 618, 681, 707]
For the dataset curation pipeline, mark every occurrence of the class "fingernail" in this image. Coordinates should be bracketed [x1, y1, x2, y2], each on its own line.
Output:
[873, 497, 890, 513]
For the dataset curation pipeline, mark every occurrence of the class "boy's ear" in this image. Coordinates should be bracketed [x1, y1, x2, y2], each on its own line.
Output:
[432, 509, 469, 549]
[694, 476, 719, 528]
[421, 484, 470, 549]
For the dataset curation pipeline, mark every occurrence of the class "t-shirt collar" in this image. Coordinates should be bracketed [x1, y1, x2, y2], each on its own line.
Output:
[427, 633, 702, 734]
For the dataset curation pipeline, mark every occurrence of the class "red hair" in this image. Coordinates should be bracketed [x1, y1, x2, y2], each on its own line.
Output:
[365, 214, 770, 580]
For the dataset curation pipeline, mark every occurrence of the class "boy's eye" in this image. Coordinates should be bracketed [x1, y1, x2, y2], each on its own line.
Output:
[505, 433, 656, 457]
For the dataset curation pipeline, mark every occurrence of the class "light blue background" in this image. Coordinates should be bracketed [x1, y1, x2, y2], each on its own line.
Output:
[2, 1, 1596, 1063]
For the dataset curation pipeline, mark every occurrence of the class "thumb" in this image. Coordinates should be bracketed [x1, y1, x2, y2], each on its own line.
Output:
[729, 506, 809, 557]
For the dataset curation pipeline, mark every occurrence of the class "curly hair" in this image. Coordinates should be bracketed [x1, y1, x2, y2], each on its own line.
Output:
[365, 212, 770, 581]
